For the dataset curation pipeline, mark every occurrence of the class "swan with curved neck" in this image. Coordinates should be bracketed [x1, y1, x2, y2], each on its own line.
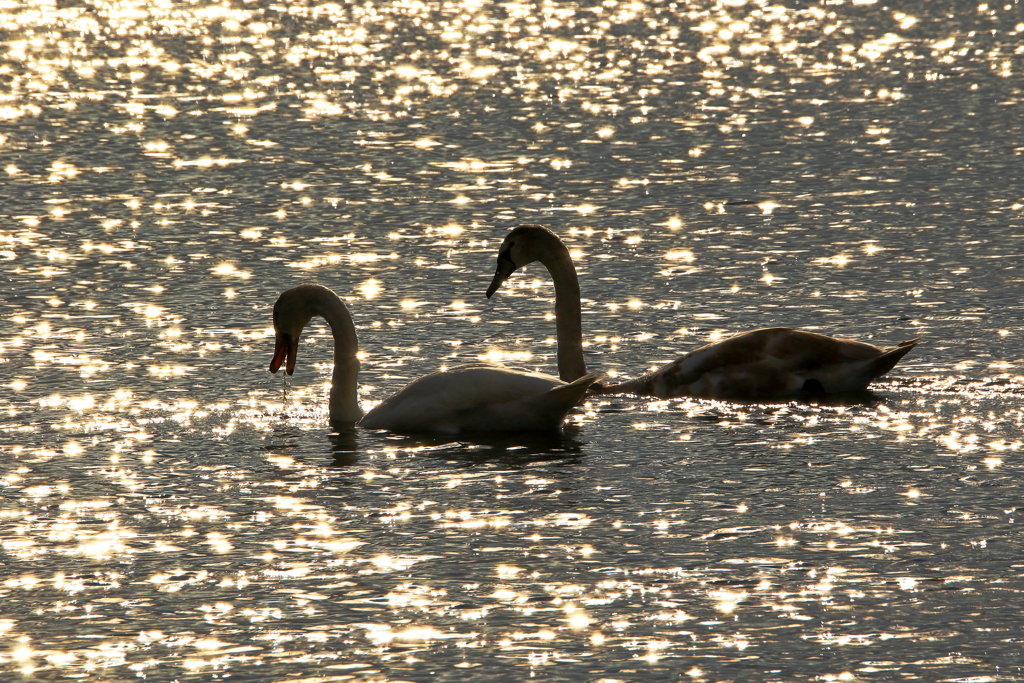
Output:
[485, 225, 585, 383]
[485, 225, 919, 400]
[269, 283, 601, 432]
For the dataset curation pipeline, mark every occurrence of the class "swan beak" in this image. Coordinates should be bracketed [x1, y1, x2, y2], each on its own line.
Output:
[486, 257, 516, 298]
[270, 331, 298, 375]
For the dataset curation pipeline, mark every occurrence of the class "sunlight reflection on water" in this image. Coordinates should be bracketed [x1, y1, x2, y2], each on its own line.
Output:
[2, 0, 1024, 680]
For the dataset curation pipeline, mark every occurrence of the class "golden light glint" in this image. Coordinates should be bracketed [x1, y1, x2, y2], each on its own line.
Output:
[478, 349, 532, 364]
[438, 224, 463, 237]
[211, 263, 251, 278]
[0, 4, 1018, 680]
[359, 279, 382, 299]
[815, 254, 850, 267]
[665, 250, 694, 261]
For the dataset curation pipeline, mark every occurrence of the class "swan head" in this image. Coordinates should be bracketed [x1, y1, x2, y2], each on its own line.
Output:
[486, 224, 556, 298]
[269, 284, 325, 376]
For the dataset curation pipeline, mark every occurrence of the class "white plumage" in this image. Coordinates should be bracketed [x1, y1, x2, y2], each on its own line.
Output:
[269, 283, 600, 432]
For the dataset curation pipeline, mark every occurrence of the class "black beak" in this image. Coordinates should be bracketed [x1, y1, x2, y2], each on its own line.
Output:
[486, 256, 517, 298]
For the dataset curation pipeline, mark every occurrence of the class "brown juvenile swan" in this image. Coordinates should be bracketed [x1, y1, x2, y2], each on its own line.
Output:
[485, 225, 919, 400]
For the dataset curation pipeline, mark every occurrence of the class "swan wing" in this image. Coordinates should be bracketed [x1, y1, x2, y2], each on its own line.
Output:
[360, 364, 600, 433]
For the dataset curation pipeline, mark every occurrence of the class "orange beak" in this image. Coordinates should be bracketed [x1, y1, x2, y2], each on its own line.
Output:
[269, 331, 298, 375]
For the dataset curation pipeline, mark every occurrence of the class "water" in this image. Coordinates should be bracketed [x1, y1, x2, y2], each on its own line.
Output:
[2, 0, 1023, 680]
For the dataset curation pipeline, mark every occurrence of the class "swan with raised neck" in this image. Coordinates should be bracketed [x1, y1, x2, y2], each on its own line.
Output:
[486, 224, 585, 383]
[485, 225, 919, 400]
[269, 283, 602, 432]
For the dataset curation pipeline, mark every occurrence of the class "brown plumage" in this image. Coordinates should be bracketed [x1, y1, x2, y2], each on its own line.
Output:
[595, 328, 919, 399]
[487, 225, 920, 401]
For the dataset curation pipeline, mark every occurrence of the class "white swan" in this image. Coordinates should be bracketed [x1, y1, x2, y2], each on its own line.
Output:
[485, 225, 919, 401]
[269, 283, 602, 433]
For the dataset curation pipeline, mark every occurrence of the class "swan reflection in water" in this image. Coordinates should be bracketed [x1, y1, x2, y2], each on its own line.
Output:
[327, 428, 587, 468]
[318, 388, 881, 468]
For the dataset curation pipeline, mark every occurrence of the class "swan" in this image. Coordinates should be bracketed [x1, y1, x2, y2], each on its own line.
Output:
[485, 224, 919, 400]
[269, 283, 602, 433]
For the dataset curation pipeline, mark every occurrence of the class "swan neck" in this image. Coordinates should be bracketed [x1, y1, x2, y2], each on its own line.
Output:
[319, 296, 363, 425]
[541, 244, 586, 382]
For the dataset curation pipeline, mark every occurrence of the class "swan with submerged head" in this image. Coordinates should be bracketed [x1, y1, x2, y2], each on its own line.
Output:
[269, 283, 601, 433]
[485, 225, 919, 400]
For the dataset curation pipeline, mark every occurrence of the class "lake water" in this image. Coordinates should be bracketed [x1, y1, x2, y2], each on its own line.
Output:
[2, 0, 1023, 680]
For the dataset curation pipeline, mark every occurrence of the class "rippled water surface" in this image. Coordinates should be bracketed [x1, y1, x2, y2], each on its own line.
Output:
[3, 0, 1024, 680]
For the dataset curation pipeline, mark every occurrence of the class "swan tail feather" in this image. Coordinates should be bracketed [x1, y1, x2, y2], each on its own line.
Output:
[528, 372, 604, 424]
[867, 338, 920, 379]
[588, 374, 651, 396]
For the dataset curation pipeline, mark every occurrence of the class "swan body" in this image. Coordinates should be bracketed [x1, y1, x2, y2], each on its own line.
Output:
[597, 328, 918, 400]
[359, 364, 598, 432]
[270, 283, 601, 433]
[486, 225, 918, 401]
